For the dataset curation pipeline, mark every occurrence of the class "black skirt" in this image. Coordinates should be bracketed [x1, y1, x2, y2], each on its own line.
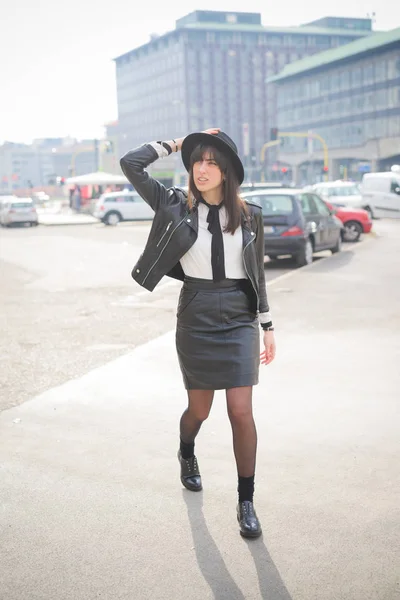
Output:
[175, 277, 260, 390]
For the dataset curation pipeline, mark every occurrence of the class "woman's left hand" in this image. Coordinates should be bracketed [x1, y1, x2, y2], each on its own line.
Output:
[201, 127, 221, 135]
[260, 330, 276, 365]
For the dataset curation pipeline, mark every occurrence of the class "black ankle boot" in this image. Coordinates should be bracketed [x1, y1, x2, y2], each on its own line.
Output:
[237, 501, 262, 538]
[177, 450, 202, 492]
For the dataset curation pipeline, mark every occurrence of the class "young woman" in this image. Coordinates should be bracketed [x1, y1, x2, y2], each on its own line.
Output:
[120, 129, 276, 539]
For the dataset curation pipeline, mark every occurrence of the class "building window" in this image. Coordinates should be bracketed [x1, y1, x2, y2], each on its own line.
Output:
[226, 14, 237, 24]
[388, 57, 399, 78]
[294, 36, 306, 47]
[376, 119, 387, 138]
[278, 54, 286, 68]
[375, 60, 387, 81]
[316, 37, 329, 47]
[352, 67, 362, 87]
[365, 93, 374, 109]
[320, 75, 331, 93]
[269, 36, 281, 46]
[363, 64, 374, 84]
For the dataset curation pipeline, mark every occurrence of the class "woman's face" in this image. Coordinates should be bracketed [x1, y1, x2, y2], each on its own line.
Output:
[192, 151, 224, 194]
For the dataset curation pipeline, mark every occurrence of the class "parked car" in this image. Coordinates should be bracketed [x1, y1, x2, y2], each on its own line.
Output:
[0, 195, 18, 212]
[241, 189, 342, 266]
[324, 201, 372, 242]
[240, 182, 289, 193]
[92, 190, 154, 225]
[311, 181, 368, 212]
[0, 198, 38, 227]
[361, 171, 400, 219]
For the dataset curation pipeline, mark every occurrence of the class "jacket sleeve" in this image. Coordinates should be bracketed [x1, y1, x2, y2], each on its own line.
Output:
[120, 142, 171, 212]
[254, 209, 272, 322]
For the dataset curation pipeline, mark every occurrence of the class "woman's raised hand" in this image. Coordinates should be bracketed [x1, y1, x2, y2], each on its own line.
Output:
[171, 129, 221, 153]
[201, 128, 221, 135]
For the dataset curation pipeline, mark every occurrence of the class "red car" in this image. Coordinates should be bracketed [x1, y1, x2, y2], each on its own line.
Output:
[325, 201, 372, 242]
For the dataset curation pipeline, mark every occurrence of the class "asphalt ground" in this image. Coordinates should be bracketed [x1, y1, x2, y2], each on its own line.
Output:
[0, 219, 399, 599]
[0, 220, 331, 412]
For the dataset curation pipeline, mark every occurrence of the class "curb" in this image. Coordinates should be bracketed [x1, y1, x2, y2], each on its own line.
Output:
[38, 220, 99, 226]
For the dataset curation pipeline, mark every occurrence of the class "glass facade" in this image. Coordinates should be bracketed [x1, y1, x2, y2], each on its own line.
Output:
[277, 48, 400, 153]
[116, 34, 186, 154]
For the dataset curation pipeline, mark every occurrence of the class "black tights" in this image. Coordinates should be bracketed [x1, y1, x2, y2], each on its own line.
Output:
[180, 387, 257, 478]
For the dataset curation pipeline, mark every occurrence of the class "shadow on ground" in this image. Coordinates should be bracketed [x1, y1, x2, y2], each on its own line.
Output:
[183, 490, 293, 600]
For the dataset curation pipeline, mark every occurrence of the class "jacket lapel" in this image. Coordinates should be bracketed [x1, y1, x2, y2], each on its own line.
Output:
[241, 207, 255, 248]
[184, 203, 198, 233]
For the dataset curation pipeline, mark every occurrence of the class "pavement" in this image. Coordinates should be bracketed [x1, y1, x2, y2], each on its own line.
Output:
[0, 221, 292, 412]
[1, 222, 400, 599]
[37, 201, 98, 225]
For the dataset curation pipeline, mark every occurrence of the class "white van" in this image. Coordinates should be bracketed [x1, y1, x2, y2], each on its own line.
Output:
[361, 171, 400, 219]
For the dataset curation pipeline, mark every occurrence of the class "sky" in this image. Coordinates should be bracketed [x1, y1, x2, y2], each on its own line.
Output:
[0, 0, 398, 144]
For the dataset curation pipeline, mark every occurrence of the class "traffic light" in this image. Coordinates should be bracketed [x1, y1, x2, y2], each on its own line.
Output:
[281, 167, 288, 173]
[322, 166, 329, 173]
[270, 127, 278, 141]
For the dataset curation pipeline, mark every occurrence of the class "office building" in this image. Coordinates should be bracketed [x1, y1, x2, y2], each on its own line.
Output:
[269, 27, 400, 182]
[114, 10, 372, 182]
[0, 137, 117, 193]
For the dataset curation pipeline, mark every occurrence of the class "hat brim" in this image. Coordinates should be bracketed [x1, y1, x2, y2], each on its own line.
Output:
[181, 133, 244, 185]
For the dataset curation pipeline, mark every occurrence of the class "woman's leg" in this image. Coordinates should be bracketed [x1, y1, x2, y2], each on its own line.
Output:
[178, 389, 214, 492]
[180, 389, 214, 457]
[226, 386, 261, 537]
[226, 386, 256, 481]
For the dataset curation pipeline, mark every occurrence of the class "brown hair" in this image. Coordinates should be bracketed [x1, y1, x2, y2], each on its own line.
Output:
[187, 144, 248, 234]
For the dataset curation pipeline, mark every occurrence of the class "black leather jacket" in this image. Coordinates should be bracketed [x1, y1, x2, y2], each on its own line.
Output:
[120, 144, 270, 317]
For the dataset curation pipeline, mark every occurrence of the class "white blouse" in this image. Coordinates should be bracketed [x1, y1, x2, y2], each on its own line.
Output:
[180, 202, 247, 280]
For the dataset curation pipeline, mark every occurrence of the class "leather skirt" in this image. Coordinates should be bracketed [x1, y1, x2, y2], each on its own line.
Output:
[176, 276, 260, 390]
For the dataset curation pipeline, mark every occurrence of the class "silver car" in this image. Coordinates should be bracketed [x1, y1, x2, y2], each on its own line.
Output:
[311, 181, 364, 210]
[0, 197, 39, 227]
[93, 191, 154, 225]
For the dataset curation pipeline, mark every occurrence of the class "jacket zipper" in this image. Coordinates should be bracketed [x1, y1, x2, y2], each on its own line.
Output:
[142, 214, 188, 285]
[243, 235, 259, 310]
[156, 221, 173, 247]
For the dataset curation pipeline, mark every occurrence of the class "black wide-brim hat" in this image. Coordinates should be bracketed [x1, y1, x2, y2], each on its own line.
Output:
[181, 131, 245, 185]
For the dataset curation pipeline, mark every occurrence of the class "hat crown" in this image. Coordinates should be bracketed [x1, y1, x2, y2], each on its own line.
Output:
[212, 131, 238, 154]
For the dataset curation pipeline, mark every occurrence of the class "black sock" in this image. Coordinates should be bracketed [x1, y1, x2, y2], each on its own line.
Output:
[238, 475, 255, 503]
[180, 438, 195, 459]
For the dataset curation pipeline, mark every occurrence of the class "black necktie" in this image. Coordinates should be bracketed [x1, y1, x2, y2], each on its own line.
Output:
[200, 198, 226, 282]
